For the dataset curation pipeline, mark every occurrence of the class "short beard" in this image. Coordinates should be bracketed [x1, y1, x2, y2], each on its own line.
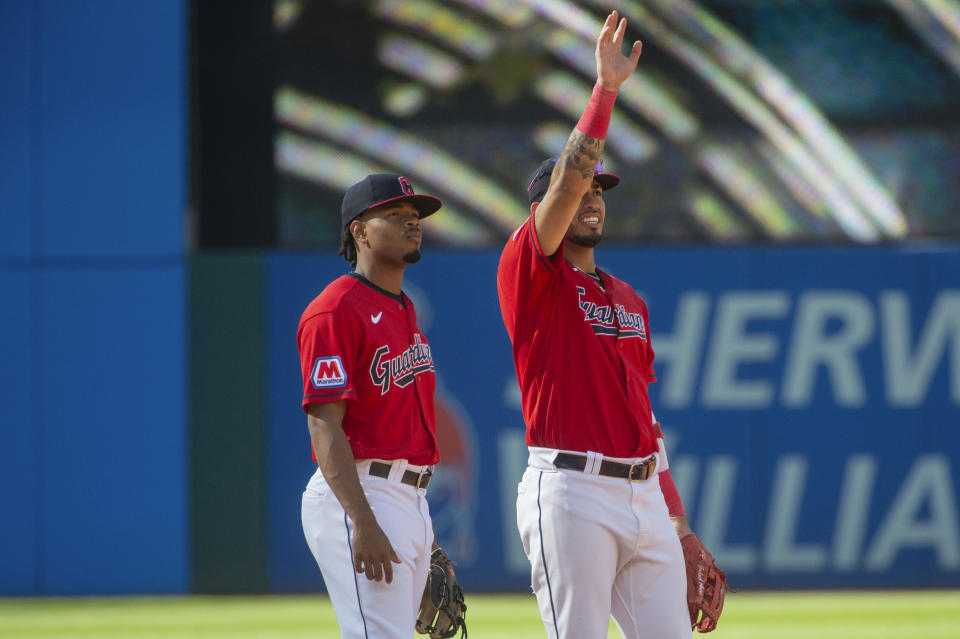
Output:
[567, 232, 602, 248]
[402, 249, 422, 264]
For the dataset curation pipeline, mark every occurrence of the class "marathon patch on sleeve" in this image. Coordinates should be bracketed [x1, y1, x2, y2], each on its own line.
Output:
[311, 356, 347, 389]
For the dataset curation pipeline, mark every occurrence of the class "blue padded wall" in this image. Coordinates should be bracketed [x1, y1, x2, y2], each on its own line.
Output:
[0, 0, 188, 595]
[37, 267, 187, 594]
[0, 271, 38, 594]
[0, 0, 35, 259]
[36, 0, 185, 258]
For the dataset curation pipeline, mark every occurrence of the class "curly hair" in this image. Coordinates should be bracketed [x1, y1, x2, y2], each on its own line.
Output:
[338, 223, 358, 268]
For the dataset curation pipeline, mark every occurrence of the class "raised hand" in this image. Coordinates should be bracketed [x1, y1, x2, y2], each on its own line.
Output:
[596, 11, 643, 91]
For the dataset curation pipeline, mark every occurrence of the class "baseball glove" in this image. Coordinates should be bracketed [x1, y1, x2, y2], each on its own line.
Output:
[681, 533, 728, 633]
[416, 547, 467, 638]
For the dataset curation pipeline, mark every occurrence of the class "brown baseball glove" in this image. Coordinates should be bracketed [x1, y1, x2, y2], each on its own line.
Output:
[680, 533, 728, 633]
[416, 547, 467, 638]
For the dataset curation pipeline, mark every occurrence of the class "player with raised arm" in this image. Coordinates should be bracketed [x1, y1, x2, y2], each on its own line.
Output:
[298, 174, 465, 639]
[497, 12, 727, 638]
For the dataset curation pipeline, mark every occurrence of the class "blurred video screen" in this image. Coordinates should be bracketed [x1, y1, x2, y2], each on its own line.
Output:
[274, 0, 960, 248]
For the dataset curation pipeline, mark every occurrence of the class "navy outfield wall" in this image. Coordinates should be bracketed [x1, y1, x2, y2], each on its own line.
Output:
[0, 0, 187, 594]
[266, 245, 960, 591]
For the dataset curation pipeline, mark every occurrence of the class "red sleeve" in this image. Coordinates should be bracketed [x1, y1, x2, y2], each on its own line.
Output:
[298, 310, 359, 411]
[497, 213, 563, 334]
[659, 468, 685, 517]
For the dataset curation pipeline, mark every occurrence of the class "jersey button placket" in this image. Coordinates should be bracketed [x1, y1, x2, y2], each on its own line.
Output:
[616, 337, 632, 389]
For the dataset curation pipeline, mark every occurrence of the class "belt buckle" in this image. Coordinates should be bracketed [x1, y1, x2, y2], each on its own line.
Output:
[628, 458, 651, 481]
[416, 468, 433, 489]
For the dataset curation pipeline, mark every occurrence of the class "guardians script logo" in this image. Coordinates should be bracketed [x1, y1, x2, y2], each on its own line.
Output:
[369, 334, 434, 394]
[576, 286, 647, 339]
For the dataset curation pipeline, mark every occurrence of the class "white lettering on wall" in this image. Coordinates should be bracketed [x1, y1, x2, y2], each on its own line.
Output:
[782, 292, 874, 407]
[881, 291, 960, 407]
[864, 454, 960, 571]
[701, 292, 790, 408]
[696, 456, 758, 571]
[763, 455, 827, 571]
[653, 292, 710, 409]
[832, 454, 876, 571]
[655, 289, 960, 408]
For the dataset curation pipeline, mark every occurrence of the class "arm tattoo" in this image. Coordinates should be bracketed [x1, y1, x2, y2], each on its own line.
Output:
[557, 131, 603, 180]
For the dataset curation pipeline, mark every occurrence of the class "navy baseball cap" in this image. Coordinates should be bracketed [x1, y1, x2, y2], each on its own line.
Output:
[526, 158, 620, 204]
[341, 173, 442, 227]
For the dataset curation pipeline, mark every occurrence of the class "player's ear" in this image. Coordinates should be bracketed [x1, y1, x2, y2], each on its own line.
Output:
[530, 201, 540, 215]
[350, 219, 367, 245]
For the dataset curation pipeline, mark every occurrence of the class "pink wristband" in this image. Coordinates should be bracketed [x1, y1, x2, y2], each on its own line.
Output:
[576, 83, 618, 139]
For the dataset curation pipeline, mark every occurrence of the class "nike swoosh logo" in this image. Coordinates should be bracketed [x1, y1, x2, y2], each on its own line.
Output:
[371, 312, 383, 324]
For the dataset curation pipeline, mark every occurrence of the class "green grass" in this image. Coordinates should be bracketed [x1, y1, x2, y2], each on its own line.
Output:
[0, 591, 956, 638]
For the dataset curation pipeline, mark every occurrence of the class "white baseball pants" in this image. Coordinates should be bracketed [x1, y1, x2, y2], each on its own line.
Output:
[302, 461, 433, 639]
[517, 447, 690, 639]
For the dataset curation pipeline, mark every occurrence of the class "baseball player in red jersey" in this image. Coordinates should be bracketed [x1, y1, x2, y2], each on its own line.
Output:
[298, 174, 454, 638]
[498, 12, 725, 638]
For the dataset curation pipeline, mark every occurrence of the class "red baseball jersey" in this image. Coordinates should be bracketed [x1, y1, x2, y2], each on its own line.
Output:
[298, 273, 439, 465]
[497, 214, 658, 458]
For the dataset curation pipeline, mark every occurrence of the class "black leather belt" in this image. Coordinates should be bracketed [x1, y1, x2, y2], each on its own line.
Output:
[368, 461, 433, 489]
[553, 453, 657, 481]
